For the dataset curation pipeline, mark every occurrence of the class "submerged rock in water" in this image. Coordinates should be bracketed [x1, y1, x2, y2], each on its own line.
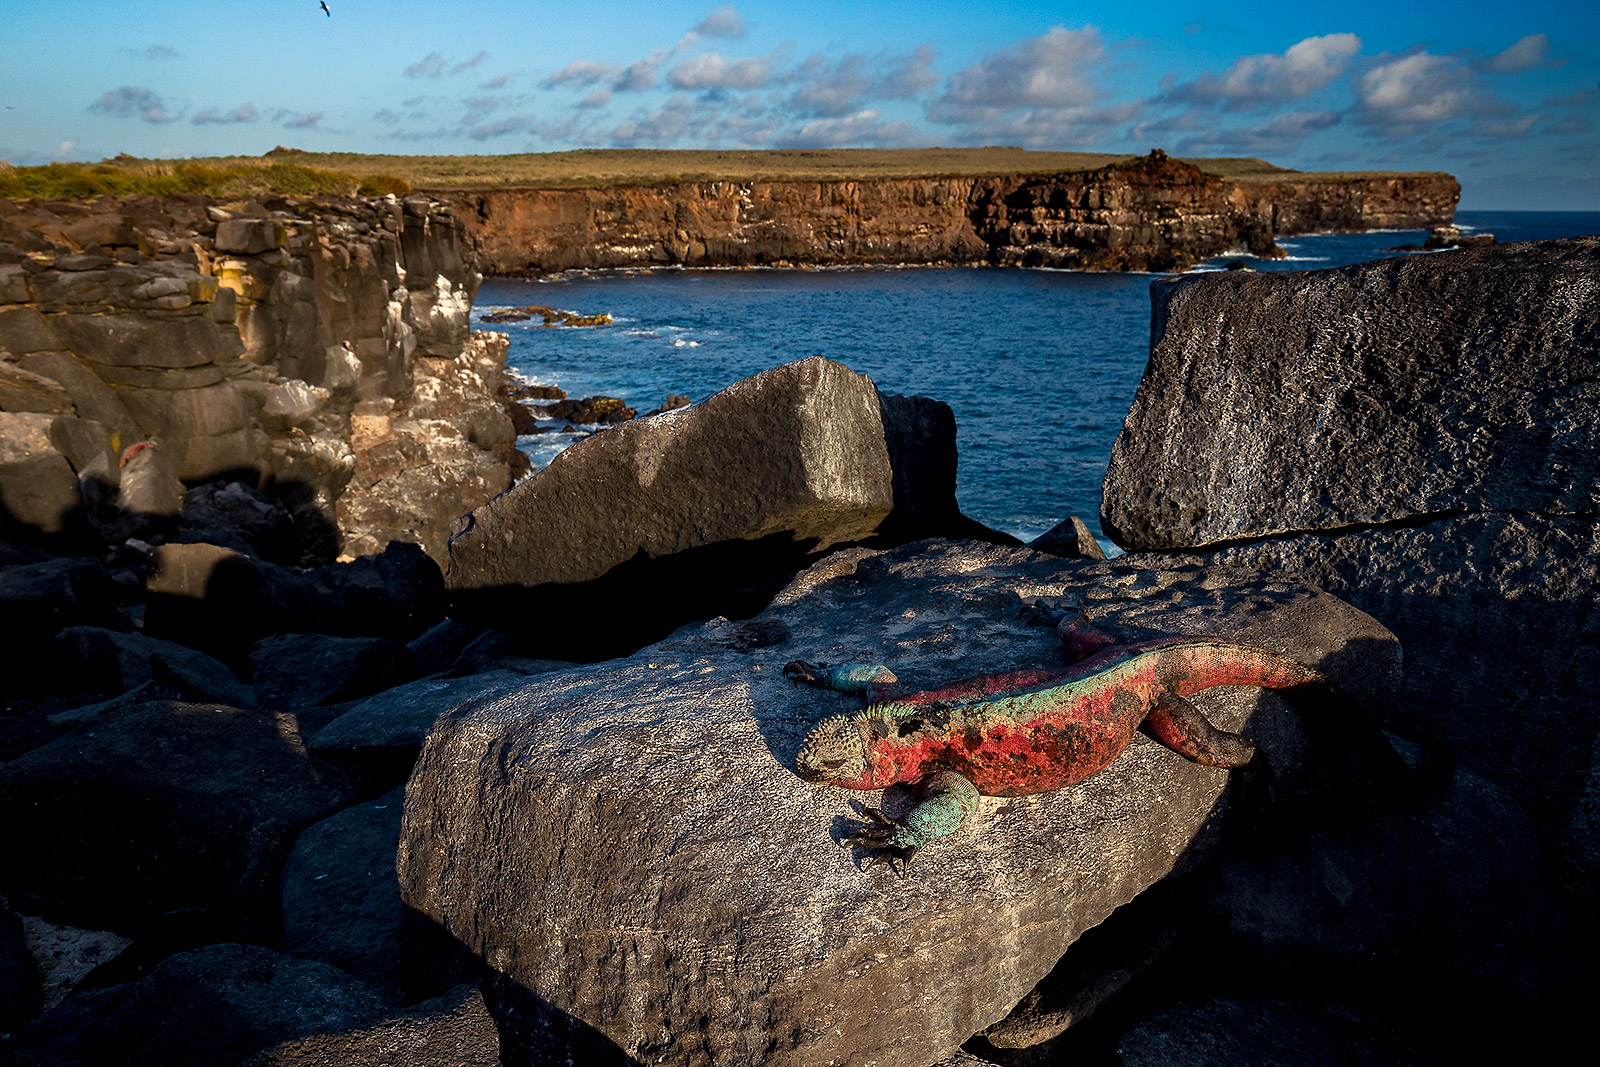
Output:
[400, 539, 1398, 1067]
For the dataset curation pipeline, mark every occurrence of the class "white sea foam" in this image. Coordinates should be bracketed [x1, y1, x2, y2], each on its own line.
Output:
[673, 339, 701, 348]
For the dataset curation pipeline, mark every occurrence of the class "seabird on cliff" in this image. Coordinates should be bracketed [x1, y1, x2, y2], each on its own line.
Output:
[320, 1, 330, 15]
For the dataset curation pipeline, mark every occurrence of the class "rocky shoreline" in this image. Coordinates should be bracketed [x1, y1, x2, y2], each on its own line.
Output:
[0, 183, 1590, 1067]
[445, 151, 1459, 275]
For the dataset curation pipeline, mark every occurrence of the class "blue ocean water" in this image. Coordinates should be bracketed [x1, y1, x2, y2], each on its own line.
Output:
[475, 210, 1599, 552]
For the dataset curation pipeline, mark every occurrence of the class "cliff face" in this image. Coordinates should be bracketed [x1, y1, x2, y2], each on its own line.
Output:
[446, 153, 1460, 275]
[0, 192, 517, 563]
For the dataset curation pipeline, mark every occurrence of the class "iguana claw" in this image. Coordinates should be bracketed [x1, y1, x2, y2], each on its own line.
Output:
[783, 660, 822, 684]
[844, 808, 917, 872]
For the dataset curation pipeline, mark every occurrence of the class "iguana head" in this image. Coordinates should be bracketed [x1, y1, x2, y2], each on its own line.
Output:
[795, 714, 868, 784]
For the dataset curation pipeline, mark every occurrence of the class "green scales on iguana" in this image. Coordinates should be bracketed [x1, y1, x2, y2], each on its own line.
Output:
[785, 606, 1339, 869]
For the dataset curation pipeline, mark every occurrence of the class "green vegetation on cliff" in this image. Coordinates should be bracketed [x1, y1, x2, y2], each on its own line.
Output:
[1, 147, 1449, 198]
[0, 158, 411, 200]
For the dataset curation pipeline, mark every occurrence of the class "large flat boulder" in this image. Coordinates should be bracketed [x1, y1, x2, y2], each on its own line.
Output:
[1098, 238, 1600, 905]
[443, 357, 966, 657]
[399, 540, 1398, 1067]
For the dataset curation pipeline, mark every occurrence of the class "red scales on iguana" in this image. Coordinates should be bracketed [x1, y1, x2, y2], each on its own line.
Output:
[785, 606, 1336, 869]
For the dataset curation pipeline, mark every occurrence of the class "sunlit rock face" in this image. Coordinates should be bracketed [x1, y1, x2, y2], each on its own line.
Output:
[0, 192, 515, 563]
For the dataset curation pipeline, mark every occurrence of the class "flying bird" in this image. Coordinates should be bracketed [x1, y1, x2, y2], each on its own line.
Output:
[320, 1, 330, 15]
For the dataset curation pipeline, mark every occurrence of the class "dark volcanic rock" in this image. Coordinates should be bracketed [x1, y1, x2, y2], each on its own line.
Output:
[0, 556, 116, 672]
[400, 540, 1399, 1067]
[241, 985, 501, 1067]
[0, 701, 355, 933]
[144, 541, 318, 667]
[177, 481, 297, 563]
[1188, 513, 1600, 902]
[280, 788, 406, 994]
[1114, 998, 1431, 1067]
[307, 540, 446, 640]
[50, 625, 255, 706]
[250, 633, 441, 715]
[1202, 754, 1572, 995]
[446, 357, 897, 653]
[1, 898, 43, 1038]
[9, 943, 389, 1067]
[535, 395, 635, 424]
[1028, 515, 1108, 560]
[312, 670, 526, 754]
[1099, 237, 1600, 905]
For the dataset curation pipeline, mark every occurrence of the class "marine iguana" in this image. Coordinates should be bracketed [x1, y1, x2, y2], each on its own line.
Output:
[785, 608, 1341, 870]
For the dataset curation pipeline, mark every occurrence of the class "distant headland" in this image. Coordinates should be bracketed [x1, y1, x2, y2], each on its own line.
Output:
[2, 147, 1458, 274]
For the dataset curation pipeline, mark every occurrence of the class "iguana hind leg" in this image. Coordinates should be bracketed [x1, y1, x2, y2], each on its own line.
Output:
[1141, 693, 1257, 768]
[845, 769, 980, 872]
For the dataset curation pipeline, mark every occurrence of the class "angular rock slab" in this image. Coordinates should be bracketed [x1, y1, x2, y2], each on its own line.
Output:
[1102, 237, 1600, 550]
[400, 540, 1397, 1067]
[446, 356, 894, 593]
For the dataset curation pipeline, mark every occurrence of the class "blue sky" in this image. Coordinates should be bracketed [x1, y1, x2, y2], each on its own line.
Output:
[2, 2, 1596, 209]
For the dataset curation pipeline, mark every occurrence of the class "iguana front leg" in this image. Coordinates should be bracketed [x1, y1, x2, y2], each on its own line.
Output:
[783, 660, 900, 701]
[846, 769, 981, 872]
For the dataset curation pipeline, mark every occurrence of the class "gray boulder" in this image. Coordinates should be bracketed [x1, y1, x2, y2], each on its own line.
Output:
[249, 633, 441, 718]
[7, 943, 388, 1067]
[0, 411, 82, 538]
[444, 357, 964, 658]
[280, 788, 406, 995]
[1102, 238, 1598, 550]
[312, 669, 526, 754]
[1099, 237, 1600, 904]
[0, 701, 354, 933]
[399, 539, 1398, 1067]
[241, 985, 501, 1067]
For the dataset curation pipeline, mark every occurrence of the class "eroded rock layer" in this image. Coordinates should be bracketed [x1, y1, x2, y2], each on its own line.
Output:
[0, 193, 517, 563]
[445, 153, 1459, 274]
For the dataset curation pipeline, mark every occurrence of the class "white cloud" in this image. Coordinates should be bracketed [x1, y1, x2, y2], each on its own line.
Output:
[404, 52, 448, 78]
[542, 59, 619, 88]
[88, 86, 175, 124]
[669, 52, 776, 91]
[691, 4, 746, 40]
[1352, 51, 1513, 135]
[614, 58, 661, 92]
[125, 44, 180, 61]
[935, 27, 1106, 116]
[776, 109, 916, 148]
[1165, 34, 1362, 111]
[1175, 109, 1342, 154]
[580, 89, 613, 109]
[790, 46, 939, 117]
[282, 111, 324, 130]
[612, 96, 699, 145]
[1481, 34, 1558, 75]
[192, 103, 258, 125]
[452, 51, 490, 75]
